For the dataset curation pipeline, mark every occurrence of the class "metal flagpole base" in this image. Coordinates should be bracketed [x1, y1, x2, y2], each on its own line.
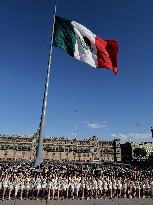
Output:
[34, 158, 43, 168]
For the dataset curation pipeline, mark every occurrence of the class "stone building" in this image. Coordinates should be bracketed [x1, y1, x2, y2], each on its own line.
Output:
[0, 134, 121, 162]
[121, 141, 153, 163]
[131, 141, 153, 159]
[0, 134, 37, 160]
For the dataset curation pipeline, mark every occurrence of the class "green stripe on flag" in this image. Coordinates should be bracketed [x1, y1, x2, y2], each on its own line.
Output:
[53, 16, 76, 57]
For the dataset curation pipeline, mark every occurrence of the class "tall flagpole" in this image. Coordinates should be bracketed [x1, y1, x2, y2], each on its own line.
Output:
[35, 0, 57, 167]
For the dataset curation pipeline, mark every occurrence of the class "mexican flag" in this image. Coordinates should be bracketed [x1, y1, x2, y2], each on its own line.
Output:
[53, 16, 118, 75]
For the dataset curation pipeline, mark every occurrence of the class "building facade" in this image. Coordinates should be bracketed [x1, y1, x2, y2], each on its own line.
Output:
[131, 141, 153, 159]
[121, 141, 153, 163]
[0, 134, 121, 162]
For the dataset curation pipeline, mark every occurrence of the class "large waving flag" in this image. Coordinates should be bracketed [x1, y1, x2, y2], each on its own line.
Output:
[53, 16, 118, 75]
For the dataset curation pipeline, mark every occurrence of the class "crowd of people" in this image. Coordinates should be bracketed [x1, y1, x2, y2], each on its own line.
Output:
[0, 161, 153, 200]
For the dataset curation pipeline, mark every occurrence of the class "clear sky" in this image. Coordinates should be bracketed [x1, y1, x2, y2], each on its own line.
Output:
[0, 0, 153, 143]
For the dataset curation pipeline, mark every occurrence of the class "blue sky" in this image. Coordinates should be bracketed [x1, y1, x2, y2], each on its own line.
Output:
[0, 0, 153, 142]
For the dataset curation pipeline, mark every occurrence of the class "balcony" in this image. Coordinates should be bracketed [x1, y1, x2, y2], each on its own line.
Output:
[18, 146, 31, 151]
[0, 146, 7, 150]
[44, 146, 65, 152]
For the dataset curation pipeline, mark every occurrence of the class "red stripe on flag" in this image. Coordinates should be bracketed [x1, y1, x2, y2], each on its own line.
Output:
[95, 36, 118, 75]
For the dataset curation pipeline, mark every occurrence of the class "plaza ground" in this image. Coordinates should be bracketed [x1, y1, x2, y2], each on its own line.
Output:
[1, 198, 153, 205]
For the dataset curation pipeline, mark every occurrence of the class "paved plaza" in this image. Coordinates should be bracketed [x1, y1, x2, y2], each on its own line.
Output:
[1, 199, 153, 205]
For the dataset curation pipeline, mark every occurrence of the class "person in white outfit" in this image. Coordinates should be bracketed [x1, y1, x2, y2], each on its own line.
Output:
[25, 176, 31, 199]
[117, 179, 122, 198]
[47, 177, 52, 200]
[70, 178, 75, 199]
[75, 178, 80, 199]
[14, 176, 20, 199]
[108, 180, 113, 199]
[103, 179, 108, 198]
[8, 178, 14, 200]
[85, 178, 91, 200]
[94, 178, 98, 199]
[128, 180, 133, 198]
[2, 176, 9, 200]
[112, 179, 117, 198]
[122, 180, 127, 198]
[136, 181, 141, 198]
[20, 178, 25, 200]
[132, 181, 136, 198]
[97, 177, 102, 198]
[64, 177, 69, 199]
[57, 178, 61, 199]
[36, 176, 42, 200]
[0, 176, 2, 198]
[54, 176, 58, 199]
[41, 177, 47, 199]
[30, 176, 35, 200]
[81, 178, 85, 199]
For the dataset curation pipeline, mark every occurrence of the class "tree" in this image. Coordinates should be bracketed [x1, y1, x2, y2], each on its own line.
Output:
[133, 148, 146, 159]
[148, 152, 153, 163]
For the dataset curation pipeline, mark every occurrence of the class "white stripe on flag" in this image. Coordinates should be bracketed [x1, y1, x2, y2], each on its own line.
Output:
[71, 21, 98, 68]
